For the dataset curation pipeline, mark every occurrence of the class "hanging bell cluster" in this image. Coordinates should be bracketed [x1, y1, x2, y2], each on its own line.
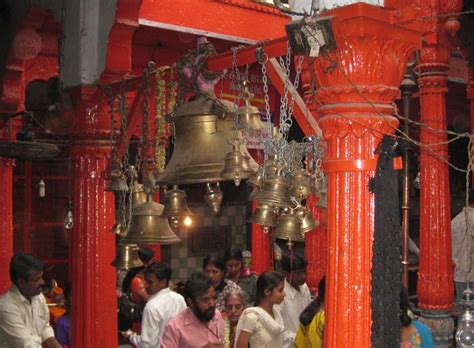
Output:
[247, 150, 326, 248]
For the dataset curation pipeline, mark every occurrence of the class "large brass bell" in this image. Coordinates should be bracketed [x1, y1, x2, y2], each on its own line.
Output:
[253, 173, 292, 208]
[122, 194, 180, 245]
[289, 169, 312, 199]
[236, 81, 265, 130]
[161, 185, 194, 227]
[156, 95, 257, 185]
[295, 205, 319, 233]
[111, 244, 143, 269]
[106, 159, 129, 192]
[131, 182, 147, 207]
[221, 139, 255, 186]
[248, 203, 277, 230]
[274, 210, 304, 247]
[204, 182, 224, 215]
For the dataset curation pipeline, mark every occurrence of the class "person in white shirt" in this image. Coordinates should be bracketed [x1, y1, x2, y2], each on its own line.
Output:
[278, 253, 312, 346]
[0, 252, 62, 348]
[451, 189, 474, 304]
[122, 261, 187, 348]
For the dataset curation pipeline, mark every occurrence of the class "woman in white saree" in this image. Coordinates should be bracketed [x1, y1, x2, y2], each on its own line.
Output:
[234, 271, 293, 348]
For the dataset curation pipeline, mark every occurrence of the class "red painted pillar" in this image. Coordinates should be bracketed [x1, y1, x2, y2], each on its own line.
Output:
[416, 41, 456, 348]
[249, 149, 272, 273]
[310, 4, 421, 346]
[0, 156, 14, 294]
[70, 87, 117, 348]
[0, 121, 19, 294]
[305, 195, 326, 291]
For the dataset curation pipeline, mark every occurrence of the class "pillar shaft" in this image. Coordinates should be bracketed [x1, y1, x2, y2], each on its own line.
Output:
[309, 3, 421, 346]
[305, 195, 326, 291]
[416, 46, 454, 346]
[0, 157, 15, 294]
[70, 87, 117, 348]
[251, 201, 272, 273]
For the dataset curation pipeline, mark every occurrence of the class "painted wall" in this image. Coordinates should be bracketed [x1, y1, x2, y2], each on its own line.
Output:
[169, 203, 248, 283]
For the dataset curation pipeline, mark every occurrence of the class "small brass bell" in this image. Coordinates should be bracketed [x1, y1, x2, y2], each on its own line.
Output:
[106, 159, 129, 192]
[312, 176, 328, 208]
[295, 205, 319, 233]
[274, 210, 304, 244]
[122, 194, 180, 245]
[289, 169, 312, 199]
[248, 203, 277, 228]
[247, 168, 265, 188]
[236, 81, 265, 130]
[204, 182, 224, 215]
[111, 244, 143, 269]
[221, 139, 255, 186]
[253, 173, 292, 208]
[161, 185, 194, 227]
[264, 154, 278, 178]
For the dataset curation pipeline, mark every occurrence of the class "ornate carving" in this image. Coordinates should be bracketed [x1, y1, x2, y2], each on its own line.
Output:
[319, 114, 398, 142]
[216, 0, 287, 17]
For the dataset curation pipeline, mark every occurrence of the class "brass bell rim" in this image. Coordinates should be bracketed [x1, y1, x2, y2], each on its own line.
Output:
[122, 216, 181, 245]
[0, 141, 61, 161]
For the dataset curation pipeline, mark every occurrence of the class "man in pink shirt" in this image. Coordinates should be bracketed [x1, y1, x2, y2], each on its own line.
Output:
[161, 272, 225, 348]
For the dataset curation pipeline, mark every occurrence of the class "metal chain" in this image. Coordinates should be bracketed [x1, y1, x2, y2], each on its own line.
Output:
[117, 82, 130, 228]
[260, 57, 272, 134]
[286, 55, 305, 132]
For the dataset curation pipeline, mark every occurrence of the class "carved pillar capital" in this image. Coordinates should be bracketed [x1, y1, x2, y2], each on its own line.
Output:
[302, 3, 422, 346]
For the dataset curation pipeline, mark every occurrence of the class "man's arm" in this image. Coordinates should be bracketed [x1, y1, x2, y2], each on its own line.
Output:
[44, 336, 63, 348]
[0, 307, 43, 347]
[129, 306, 162, 348]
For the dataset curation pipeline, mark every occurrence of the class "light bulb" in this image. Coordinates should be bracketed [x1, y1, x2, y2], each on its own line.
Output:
[183, 216, 192, 227]
[456, 288, 474, 347]
[38, 179, 46, 198]
[63, 201, 74, 230]
[455, 312, 474, 347]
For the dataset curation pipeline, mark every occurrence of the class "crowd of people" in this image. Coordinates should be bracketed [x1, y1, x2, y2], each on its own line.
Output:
[0, 248, 437, 348]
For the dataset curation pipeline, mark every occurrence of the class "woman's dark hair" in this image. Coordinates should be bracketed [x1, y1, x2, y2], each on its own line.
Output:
[184, 272, 213, 301]
[10, 252, 43, 285]
[400, 286, 412, 327]
[255, 271, 284, 306]
[299, 277, 325, 326]
[224, 247, 243, 263]
[202, 254, 225, 271]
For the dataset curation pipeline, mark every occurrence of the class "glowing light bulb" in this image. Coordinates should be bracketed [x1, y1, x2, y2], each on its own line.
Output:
[456, 288, 474, 347]
[183, 216, 192, 227]
[38, 179, 46, 198]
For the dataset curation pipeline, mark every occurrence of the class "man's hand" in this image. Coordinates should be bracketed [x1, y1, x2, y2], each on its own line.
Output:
[44, 337, 63, 348]
[120, 329, 134, 343]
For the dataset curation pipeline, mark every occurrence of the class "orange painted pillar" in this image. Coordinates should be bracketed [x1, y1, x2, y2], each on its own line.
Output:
[70, 87, 118, 348]
[0, 156, 14, 294]
[305, 195, 326, 291]
[0, 121, 20, 294]
[309, 4, 421, 346]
